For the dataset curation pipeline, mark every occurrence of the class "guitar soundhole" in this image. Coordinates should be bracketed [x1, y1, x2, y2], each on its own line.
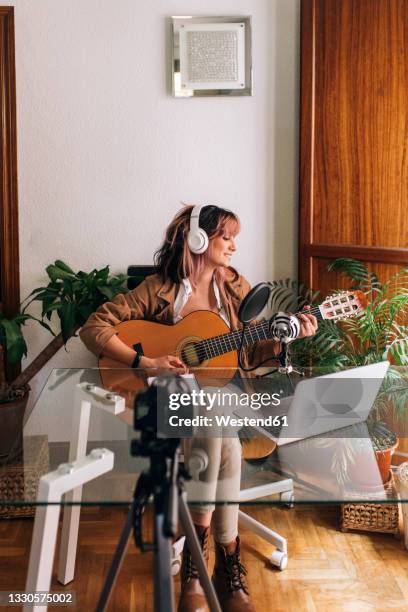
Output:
[181, 342, 203, 367]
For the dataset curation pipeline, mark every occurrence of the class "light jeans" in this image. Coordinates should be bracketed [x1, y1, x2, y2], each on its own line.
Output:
[183, 434, 242, 544]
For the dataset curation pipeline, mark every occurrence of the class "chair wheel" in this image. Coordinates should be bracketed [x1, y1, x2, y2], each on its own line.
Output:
[280, 491, 294, 508]
[171, 556, 182, 576]
[171, 536, 185, 575]
[269, 550, 288, 571]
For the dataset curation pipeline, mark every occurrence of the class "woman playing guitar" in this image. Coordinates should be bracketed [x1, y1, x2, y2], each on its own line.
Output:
[80, 204, 318, 612]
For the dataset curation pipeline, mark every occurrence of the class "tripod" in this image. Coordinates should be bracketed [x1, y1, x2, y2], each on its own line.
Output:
[96, 442, 221, 612]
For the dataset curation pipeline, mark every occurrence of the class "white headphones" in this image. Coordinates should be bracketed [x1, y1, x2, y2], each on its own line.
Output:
[187, 205, 209, 254]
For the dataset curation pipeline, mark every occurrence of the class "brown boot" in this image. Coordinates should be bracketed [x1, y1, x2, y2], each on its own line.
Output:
[178, 525, 210, 612]
[212, 536, 256, 612]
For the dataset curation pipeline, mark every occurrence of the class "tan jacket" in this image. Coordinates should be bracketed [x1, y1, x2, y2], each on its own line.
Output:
[80, 268, 279, 367]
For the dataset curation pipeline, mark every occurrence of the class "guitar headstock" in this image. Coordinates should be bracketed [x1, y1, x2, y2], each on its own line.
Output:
[320, 290, 367, 321]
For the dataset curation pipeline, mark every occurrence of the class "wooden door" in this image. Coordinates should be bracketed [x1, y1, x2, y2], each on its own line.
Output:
[299, 0, 408, 295]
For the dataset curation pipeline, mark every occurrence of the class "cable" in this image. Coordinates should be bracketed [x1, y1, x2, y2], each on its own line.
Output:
[237, 323, 281, 372]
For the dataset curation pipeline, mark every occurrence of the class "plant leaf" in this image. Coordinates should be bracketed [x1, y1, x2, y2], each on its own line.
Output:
[59, 300, 76, 343]
[54, 260, 75, 274]
[0, 318, 27, 363]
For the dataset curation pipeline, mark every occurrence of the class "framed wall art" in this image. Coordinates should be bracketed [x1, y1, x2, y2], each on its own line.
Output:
[171, 16, 252, 97]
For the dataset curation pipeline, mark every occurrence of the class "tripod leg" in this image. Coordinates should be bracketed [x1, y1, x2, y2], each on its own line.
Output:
[96, 504, 134, 612]
[154, 513, 176, 612]
[179, 494, 221, 612]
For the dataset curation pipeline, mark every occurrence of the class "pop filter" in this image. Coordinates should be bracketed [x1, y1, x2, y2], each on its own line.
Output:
[238, 282, 271, 324]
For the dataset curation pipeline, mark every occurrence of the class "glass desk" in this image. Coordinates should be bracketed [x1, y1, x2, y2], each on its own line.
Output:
[1, 366, 408, 609]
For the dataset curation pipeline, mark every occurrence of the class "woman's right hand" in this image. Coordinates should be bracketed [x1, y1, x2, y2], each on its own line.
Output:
[139, 355, 188, 373]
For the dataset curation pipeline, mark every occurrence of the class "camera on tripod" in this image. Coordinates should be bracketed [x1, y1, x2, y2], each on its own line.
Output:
[131, 380, 175, 457]
[131, 374, 198, 460]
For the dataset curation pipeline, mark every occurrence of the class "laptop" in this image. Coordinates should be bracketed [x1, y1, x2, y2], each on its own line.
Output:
[234, 361, 389, 446]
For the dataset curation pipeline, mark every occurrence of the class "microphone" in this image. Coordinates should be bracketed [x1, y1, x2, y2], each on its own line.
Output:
[269, 312, 300, 343]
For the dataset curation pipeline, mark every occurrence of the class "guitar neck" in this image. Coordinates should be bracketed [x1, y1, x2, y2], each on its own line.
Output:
[199, 306, 323, 360]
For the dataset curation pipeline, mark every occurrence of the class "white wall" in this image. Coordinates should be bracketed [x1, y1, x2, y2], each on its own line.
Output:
[12, 0, 300, 409]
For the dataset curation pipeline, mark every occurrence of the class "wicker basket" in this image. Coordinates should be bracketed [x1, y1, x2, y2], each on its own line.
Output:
[396, 462, 408, 548]
[340, 475, 400, 535]
[0, 435, 49, 518]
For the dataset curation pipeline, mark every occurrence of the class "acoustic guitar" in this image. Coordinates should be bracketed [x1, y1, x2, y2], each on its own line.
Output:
[99, 290, 366, 459]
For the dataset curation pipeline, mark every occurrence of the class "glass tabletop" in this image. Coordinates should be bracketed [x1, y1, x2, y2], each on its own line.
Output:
[1, 364, 408, 507]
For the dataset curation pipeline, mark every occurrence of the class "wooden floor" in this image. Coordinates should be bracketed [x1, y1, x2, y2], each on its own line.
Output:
[1, 505, 408, 611]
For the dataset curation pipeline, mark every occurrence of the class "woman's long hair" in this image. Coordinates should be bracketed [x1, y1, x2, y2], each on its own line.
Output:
[154, 204, 240, 284]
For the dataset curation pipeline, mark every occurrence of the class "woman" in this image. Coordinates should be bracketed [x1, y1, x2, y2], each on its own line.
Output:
[80, 204, 318, 612]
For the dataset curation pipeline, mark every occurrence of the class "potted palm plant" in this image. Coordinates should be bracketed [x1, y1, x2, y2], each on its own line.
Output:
[268, 259, 408, 370]
[0, 260, 128, 462]
[318, 258, 408, 366]
[319, 258, 408, 482]
[270, 258, 408, 485]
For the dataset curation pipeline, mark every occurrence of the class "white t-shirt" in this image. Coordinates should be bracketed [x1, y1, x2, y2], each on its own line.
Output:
[173, 277, 230, 328]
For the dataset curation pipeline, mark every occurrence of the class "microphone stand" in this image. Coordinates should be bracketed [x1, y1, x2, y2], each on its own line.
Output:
[256, 336, 304, 393]
[237, 308, 304, 392]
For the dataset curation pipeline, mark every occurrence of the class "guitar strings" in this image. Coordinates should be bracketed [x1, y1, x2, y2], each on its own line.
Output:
[182, 320, 273, 363]
[179, 330, 252, 363]
[183, 306, 350, 362]
[197, 309, 325, 358]
[179, 297, 359, 363]
[180, 306, 330, 363]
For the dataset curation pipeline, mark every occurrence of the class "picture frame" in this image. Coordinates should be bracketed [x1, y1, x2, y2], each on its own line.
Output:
[171, 16, 252, 97]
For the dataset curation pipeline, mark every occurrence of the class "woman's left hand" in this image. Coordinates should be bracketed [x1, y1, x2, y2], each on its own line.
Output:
[297, 305, 318, 338]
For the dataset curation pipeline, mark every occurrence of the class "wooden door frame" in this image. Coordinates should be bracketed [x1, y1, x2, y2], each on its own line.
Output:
[0, 7, 20, 380]
[298, 0, 408, 288]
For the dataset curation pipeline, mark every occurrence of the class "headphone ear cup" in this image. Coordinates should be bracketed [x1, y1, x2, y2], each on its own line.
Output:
[188, 228, 209, 254]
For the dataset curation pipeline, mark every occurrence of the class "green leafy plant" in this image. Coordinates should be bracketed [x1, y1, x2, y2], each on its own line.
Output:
[0, 260, 128, 403]
[268, 259, 408, 423]
[326, 258, 408, 366]
[0, 312, 51, 367]
[262, 262, 408, 482]
[322, 259, 408, 420]
[268, 259, 408, 370]
[25, 260, 128, 343]
[266, 278, 350, 371]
